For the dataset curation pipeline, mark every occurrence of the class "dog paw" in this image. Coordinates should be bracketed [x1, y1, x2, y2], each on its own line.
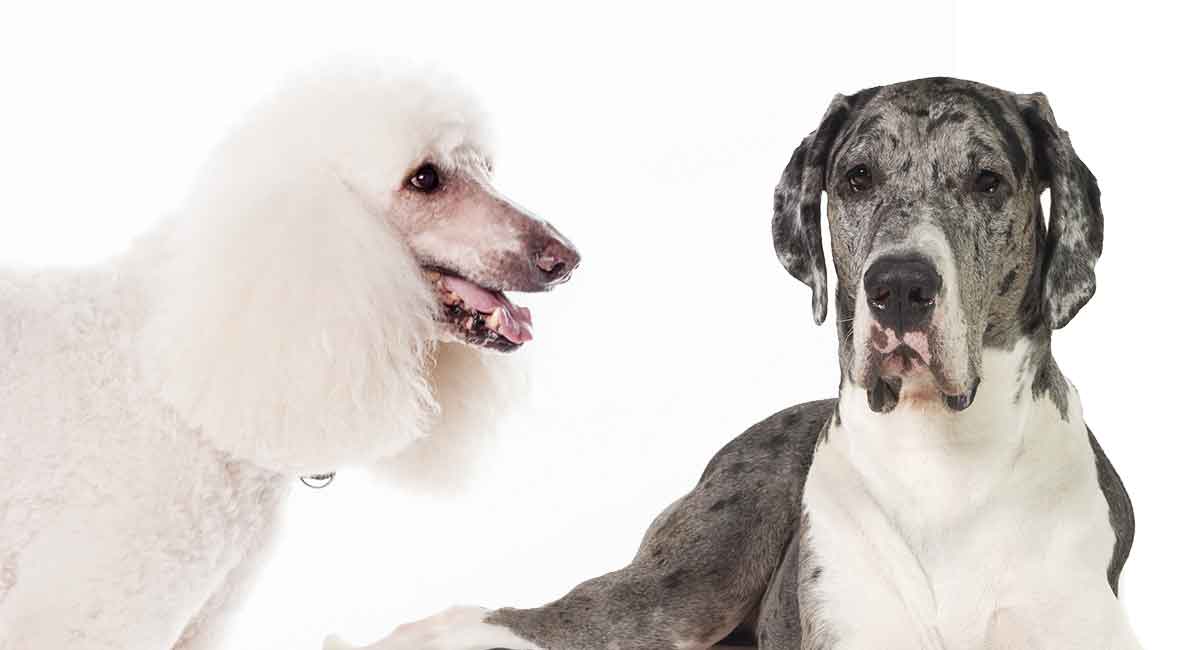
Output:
[321, 606, 505, 650]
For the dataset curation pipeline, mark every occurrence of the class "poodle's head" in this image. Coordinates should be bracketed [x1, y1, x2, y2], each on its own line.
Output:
[140, 65, 578, 475]
[222, 64, 580, 352]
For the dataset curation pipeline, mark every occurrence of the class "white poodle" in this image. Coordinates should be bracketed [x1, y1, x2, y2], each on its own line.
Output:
[0, 64, 578, 649]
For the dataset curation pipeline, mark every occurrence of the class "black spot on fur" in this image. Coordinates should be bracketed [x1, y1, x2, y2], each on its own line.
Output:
[814, 106, 850, 158]
[831, 111, 883, 171]
[968, 135, 999, 157]
[719, 626, 757, 647]
[1018, 209, 1047, 334]
[1030, 353, 1069, 420]
[849, 86, 881, 108]
[856, 113, 883, 135]
[1087, 428, 1135, 595]
[763, 432, 790, 449]
[961, 87, 1028, 181]
[1021, 107, 1056, 182]
[709, 494, 743, 512]
[927, 109, 968, 133]
[1075, 157, 1104, 253]
[999, 269, 1017, 295]
[800, 201, 821, 222]
[780, 408, 811, 430]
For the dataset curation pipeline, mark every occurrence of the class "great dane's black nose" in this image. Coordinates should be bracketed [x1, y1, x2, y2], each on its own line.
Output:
[864, 255, 941, 333]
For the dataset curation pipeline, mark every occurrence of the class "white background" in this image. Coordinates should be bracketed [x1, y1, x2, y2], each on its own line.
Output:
[2, 1, 1197, 647]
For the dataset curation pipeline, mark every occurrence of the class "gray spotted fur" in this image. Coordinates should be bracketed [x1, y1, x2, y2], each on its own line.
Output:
[488, 401, 833, 650]
[483, 78, 1130, 649]
[756, 513, 836, 650]
[1089, 427, 1136, 594]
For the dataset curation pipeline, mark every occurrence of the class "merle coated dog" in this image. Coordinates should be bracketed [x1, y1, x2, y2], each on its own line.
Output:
[327, 77, 1139, 650]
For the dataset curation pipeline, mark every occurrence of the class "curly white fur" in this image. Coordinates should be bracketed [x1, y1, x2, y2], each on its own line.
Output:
[0, 64, 517, 649]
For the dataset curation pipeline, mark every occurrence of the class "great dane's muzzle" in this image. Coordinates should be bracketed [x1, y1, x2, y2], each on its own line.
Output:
[855, 235, 978, 414]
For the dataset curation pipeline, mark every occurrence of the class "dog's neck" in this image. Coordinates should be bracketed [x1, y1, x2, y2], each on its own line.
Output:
[822, 334, 1093, 559]
[132, 199, 441, 476]
[366, 341, 527, 493]
[830, 335, 1082, 496]
[130, 207, 524, 478]
[839, 336, 1074, 442]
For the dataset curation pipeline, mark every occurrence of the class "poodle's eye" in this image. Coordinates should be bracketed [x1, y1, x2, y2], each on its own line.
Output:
[408, 164, 441, 193]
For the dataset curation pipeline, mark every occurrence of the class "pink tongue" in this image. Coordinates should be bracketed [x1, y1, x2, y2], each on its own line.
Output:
[442, 276, 534, 344]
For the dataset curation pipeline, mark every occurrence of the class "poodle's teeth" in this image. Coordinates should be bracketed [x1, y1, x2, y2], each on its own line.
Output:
[484, 310, 502, 331]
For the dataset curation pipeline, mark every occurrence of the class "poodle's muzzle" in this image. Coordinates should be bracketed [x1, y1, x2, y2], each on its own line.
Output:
[398, 163, 580, 352]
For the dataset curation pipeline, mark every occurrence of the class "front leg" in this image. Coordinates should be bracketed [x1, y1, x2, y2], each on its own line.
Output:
[172, 514, 281, 650]
[327, 402, 832, 650]
[327, 489, 786, 650]
[1, 521, 220, 650]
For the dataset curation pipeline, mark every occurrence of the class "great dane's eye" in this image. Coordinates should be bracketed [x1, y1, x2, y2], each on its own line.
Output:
[408, 164, 441, 192]
[847, 165, 873, 192]
[974, 170, 1001, 194]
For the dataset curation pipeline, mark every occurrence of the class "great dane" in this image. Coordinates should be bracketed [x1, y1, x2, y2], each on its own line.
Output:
[327, 77, 1139, 649]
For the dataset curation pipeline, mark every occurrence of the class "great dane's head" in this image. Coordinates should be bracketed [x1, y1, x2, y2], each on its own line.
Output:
[773, 78, 1102, 413]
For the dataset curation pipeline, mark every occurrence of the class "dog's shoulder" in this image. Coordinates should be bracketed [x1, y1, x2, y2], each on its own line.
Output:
[698, 399, 836, 484]
[1086, 426, 1135, 595]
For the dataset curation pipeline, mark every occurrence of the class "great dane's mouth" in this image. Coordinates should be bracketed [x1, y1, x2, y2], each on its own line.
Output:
[865, 349, 979, 413]
[862, 324, 980, 413]
[870, 326, 933, 376]
[423, 268, 534, 352]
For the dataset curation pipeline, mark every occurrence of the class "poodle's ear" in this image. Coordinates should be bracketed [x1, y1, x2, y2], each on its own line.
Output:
[772, 92, 861, 325]
[1018, 92, 1104, 329]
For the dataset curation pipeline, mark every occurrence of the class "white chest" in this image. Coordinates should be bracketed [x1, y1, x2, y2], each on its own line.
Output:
[797, 356, 1130, 648]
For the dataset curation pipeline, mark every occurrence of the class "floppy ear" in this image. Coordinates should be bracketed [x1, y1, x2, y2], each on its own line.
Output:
[1019, 92, 1104, 329]
[772, 94, 854, 325]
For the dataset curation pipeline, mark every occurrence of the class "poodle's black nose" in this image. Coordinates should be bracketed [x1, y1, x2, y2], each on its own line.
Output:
[535, 238, 580, 287]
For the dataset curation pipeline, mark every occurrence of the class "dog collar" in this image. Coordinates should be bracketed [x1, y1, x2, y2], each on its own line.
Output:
[299, 472, 336, 489]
